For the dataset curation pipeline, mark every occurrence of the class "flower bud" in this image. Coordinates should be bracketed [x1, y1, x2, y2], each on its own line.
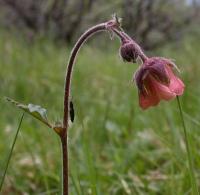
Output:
[120, 40, 138, 62]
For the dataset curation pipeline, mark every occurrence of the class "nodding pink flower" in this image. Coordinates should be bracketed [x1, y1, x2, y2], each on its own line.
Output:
[134, 57, 185, 110]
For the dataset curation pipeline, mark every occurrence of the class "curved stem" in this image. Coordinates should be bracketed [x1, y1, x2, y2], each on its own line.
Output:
[177, 96, 199, 195]
[63, 23, 106, 130]
[61, 22, 112, 195]
[61, 20, 147, 195]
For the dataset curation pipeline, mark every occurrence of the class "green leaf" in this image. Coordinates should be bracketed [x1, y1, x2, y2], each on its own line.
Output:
[6, 97, 52, 128]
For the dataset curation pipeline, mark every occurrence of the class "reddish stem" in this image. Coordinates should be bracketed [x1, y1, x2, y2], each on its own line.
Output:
[61, 136, 68, 195]
[61, 22, 109, 195]
[63, 23, 106, 130]
[61, 20, 147, 195]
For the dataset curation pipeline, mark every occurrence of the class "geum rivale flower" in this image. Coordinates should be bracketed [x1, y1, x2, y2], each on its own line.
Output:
[134, 57, 185, 109]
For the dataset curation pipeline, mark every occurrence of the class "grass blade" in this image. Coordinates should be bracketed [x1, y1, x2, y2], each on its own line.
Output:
[0, 113, 24, 192]
[70, 172, 81, 195]
[177, 96, 199, 195]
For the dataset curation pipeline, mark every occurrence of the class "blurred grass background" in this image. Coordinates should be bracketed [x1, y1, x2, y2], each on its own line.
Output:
[1, 0, 200, 194]
[0, 29, 200, 194]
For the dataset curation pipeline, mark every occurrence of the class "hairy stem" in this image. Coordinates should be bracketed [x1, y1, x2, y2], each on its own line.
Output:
[61, 22, 116, 195]
[61, 135, 68, 195]
[60, 19, 143, 194]
[0, 113, 24, 192]
[63, 23, 107, 129]
[177, 96, 199, 195]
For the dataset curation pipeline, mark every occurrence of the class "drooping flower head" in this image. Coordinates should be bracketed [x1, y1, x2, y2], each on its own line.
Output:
[134, 57, 185, 109]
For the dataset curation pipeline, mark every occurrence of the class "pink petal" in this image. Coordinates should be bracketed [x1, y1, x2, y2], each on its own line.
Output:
[165, 66, 185, 96]
[152, 78, 176, 101]
[139, 92, 160, 109]
[139, 76, 176, 110]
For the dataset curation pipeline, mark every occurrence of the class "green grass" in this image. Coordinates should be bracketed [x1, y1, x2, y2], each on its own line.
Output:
[0, 31, 200, 194]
